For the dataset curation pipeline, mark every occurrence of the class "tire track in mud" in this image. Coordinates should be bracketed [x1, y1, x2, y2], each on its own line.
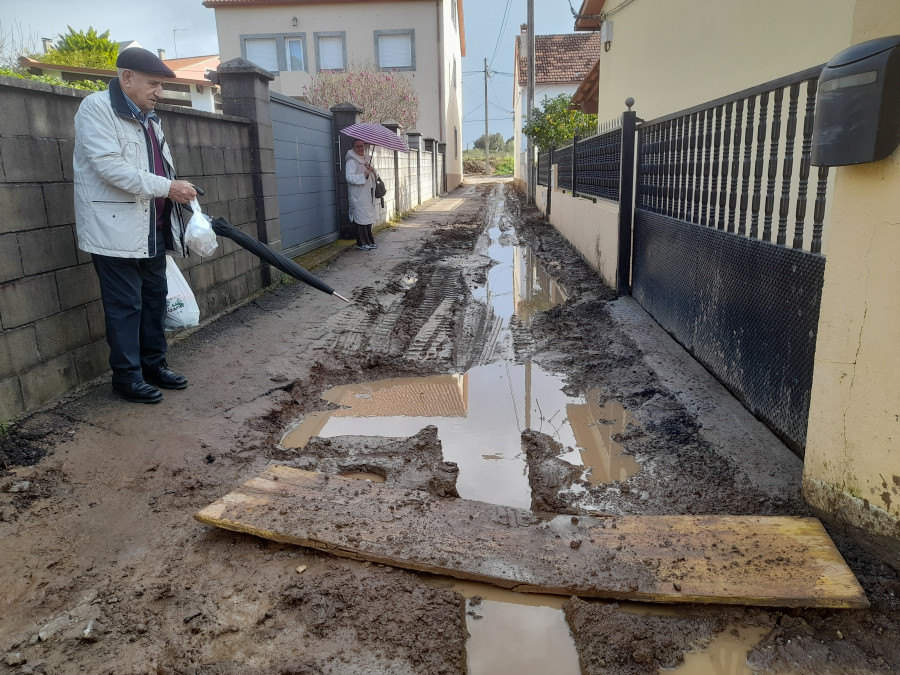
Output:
[404, 268, 463, 362]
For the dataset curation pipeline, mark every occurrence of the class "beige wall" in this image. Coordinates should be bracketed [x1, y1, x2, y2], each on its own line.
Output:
[536, 184, 619, 289]
[212, 1, 463, 181]
[592, 0, 855, 121]
[803, 0, 900, 546]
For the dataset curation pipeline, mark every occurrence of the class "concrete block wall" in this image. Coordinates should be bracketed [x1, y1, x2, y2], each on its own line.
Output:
[0, 77, 265, 420]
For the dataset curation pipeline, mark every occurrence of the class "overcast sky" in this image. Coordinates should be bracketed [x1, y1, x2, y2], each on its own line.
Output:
[0, 0, 580, 146]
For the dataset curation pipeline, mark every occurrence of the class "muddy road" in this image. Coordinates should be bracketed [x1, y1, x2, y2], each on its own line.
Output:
[1, 179, 898, 674]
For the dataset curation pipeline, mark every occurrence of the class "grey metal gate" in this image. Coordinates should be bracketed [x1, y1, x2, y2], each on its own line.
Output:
[271, 93, 338, 257]
[629, 66, 829, 456]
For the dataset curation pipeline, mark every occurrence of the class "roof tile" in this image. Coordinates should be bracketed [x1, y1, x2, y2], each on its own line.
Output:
[518, 32, 602, 86]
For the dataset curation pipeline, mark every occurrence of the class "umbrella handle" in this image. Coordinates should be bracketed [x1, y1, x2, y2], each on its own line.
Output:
[191, 184, 205, 196]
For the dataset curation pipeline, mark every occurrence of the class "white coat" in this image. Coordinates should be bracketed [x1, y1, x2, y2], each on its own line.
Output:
[73, 78, 188, 258]
[345, 148, 379, 226]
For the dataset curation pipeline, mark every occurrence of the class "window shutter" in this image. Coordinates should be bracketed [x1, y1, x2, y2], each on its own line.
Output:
[245, 39, 278, 71]
[318, 36, 344, 70]
[378, 34, 411, 68]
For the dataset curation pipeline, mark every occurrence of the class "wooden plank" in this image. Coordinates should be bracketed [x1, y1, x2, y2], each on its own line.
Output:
[195, 466, 868, 609]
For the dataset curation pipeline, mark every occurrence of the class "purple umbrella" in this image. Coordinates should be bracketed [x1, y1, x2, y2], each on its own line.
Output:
[340, 123, 409, 152]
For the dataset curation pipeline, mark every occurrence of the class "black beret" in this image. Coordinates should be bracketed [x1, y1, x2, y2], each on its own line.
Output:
[116, 48, 176, 77]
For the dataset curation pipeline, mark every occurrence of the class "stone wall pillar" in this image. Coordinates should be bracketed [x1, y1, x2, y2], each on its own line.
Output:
[438, 142, 447, 194]
[213, 58, 279, 285]
[407, 132, 423, 206]
[330, 103, 362, 238]
[382, 121, 402, 214]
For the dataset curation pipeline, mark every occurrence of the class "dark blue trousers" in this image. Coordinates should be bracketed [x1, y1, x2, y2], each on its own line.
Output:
[92, 229, 168, 385]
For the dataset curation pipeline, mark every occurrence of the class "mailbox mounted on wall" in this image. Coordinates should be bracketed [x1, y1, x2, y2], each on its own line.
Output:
[812, 34, 900, 167]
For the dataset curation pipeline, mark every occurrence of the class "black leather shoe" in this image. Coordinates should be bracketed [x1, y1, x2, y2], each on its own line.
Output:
[113, 381, 163, 404]
[143, 364, 188, 390]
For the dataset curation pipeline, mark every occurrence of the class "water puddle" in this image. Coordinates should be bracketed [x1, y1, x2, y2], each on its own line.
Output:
[338, 472, 386, 483]
[428, 579, 579, 675]
[616, 602, 769, 673]
[674, 624, 769, 674]
[280, 186, 651, 673]
[280, 368, 640, 508]
[569, 396, 641, 485]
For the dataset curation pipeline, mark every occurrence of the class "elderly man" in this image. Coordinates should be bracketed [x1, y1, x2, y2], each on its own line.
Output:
[73, 48, 197, 403]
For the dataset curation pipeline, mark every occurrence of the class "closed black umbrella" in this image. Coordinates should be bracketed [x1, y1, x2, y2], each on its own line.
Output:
[210, 217, 349, 302]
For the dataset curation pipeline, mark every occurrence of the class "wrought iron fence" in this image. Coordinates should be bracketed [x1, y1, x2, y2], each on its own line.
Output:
[537, 150, 549, 186]
[575, 128, 622, 201]
[535, 115, 623, 202]
[555, 144, 573, 192]
[637, 65, 830, 254]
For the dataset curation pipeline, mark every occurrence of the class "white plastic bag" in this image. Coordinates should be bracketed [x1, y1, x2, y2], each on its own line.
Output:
[185, 198, 218, 257]
[165, 256, 200, 330]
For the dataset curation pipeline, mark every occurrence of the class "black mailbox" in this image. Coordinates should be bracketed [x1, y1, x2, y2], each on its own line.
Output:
[812, 34, 900, 166]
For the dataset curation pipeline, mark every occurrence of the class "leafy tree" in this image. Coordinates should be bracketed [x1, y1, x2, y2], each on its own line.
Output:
[37, 26, 118, 70]
[473, 132, 506, 153]
[504, 136, 515, 154]
[303, 60, 419, 130]
[522, 93, 598, 150]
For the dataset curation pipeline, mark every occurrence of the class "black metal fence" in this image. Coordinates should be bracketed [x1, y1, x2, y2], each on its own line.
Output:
[637, 65, 828, 254]
[532, 66, 833, 455]
[631, 65, 830, 454]
[536, 118, 622, 202]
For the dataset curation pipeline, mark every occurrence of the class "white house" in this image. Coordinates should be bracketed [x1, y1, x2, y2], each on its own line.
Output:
[204, 0, 466, 189]
[512, 27, 601, 184]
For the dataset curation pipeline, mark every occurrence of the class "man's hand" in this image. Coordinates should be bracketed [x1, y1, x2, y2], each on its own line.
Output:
[168, 180, 198, 204]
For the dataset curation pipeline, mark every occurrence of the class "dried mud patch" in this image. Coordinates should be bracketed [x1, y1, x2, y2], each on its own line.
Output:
[0, 412, 75, 473]
[522, 429, 583, 513]
[565, 597, 773, 674]
[279, 564, 467, 675]
[281, 426, 460, 498]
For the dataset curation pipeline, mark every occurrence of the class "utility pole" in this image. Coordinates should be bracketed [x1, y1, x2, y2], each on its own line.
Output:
[526, 0, 535, 202]
[484, 58, 490, 175]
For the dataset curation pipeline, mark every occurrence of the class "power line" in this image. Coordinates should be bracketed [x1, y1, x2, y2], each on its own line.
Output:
[463, 118, 514, 124]
[490, 78, 513, 113]
[487, 0, 514, 69]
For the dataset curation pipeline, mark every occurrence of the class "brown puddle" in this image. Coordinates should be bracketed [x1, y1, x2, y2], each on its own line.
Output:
[429, 579, 767, 674]
[280, 370, 642, 508]
[433, 579, 579, 675]
[674, 624, 770, 674]
[617, 602, 769, 673]
[567, 394, 641, 485]
[338, 472, 386, 483]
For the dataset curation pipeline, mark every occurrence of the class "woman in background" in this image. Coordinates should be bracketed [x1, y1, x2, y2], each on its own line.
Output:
[345, 140, 379, 250]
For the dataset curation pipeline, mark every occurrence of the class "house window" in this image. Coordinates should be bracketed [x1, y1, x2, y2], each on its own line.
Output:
[375, 30, 415, 71]
[315, 32, 346, 71]
[244, 38, 278, 72]
[239, 33, 307, 72]
[286, 37, 306, 71]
